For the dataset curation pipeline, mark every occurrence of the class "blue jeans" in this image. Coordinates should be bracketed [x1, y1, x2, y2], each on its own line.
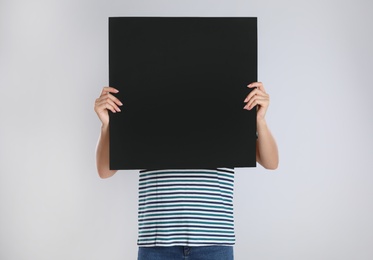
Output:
[138, 246, 234, 260]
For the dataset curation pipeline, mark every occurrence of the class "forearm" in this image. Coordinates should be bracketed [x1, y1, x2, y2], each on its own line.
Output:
[96, 124, 117, 178]
[256, 118, 279, 169]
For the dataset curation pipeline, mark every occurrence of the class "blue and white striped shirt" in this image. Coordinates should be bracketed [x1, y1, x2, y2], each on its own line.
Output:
[137, 168, 235, 247]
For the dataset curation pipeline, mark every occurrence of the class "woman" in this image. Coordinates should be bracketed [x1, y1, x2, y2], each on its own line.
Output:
[94, 82, 278, 260]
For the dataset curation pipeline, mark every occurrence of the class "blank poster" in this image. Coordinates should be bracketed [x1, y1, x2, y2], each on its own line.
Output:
[109, 17, 257, 170]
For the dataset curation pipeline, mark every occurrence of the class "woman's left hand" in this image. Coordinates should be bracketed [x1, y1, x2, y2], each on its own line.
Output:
[243, 82, 270, 121]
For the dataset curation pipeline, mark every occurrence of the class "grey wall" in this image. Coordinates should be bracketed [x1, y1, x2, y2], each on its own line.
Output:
[1, 0, 372, 259]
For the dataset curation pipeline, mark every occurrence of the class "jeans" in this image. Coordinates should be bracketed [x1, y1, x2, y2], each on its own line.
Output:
[138, 246, 234, 260]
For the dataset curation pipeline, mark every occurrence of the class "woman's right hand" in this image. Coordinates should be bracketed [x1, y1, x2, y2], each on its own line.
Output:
[94, 86, 123, 126]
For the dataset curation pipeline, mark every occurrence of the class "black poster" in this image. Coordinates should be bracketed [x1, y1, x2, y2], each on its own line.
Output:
[109, 17, 257, 170]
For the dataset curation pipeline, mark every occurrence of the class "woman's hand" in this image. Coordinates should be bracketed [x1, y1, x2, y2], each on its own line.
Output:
[94, 86, 122, 178]
[243, 82, 270, 121]
[243, 82, 278, 169]
[94, 86, 123, 126]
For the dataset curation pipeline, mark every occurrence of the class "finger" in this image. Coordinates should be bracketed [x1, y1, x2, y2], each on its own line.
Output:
[96, 98, 121, 112]
[244, 88, 268, 103]
[255, 89, 268, 98]
[100, 86, 119, 95]
[95, 99, 111, 113]
[244, 88, 258, 103]
[96, 93, 123, 107]
[99, 92, 123, 106]
[254, 99, 268, 109]
[247, 82, 266, 93]
[104, 103, 117, 113]
[96, 102, 117, 114]
[247, 95, 269, 108]
[106, 98, 121, 112]
[244, 99, 263, 110]
[107, 92, 123, 106]
[244, 96, 269, 110]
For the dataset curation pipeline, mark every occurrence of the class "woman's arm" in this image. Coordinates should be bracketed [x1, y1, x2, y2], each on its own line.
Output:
[256, 118, 279, 169]
[94, 86, 123, 178]
[244, 82, 279, 170]
[95, 124, 117, 178]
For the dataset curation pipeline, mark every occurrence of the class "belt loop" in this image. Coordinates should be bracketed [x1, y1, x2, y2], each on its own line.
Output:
[183, 246, 190, 257]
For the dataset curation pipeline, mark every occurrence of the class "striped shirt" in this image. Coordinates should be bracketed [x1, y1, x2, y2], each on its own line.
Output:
[137, 168, 235, 247]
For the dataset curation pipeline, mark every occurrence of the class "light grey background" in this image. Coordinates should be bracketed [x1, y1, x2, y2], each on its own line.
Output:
[1, 0, 372, 259]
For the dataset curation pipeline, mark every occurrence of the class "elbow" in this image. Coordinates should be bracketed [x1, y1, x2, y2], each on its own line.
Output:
[97, 167, 117, 179]
[263, 163, 278, 170]
[98, 171, 110, 179]
[265, 158, 279, 170]
[259, 156, 279, 170]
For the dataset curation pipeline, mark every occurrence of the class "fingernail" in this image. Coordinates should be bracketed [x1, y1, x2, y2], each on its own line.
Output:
[119, 102, 123, 106]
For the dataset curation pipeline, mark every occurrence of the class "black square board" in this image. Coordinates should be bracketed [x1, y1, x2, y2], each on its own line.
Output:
[109, 17, 257, 170]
